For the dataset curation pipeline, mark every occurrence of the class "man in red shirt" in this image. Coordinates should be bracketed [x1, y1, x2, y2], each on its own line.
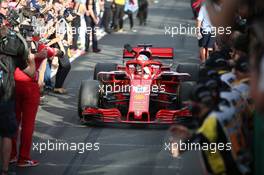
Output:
[10, 45, 61, 168]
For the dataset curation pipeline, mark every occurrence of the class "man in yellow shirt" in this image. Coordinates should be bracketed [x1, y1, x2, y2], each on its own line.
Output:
[113, 0, 125, 31]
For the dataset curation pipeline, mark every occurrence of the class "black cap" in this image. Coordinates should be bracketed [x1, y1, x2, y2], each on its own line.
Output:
[199, 69, 222, 86]
[234, 34, 249, 53]
[191, 84, 214, 107]
[205, 51, 229, 70]
[234, 56, 249, 73]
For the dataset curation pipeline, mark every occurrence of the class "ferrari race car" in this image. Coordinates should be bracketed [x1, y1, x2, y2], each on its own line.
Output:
[78, 44, 200, 124]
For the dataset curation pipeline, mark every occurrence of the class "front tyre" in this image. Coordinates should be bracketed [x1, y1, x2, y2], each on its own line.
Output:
[78, 80, 100, 118]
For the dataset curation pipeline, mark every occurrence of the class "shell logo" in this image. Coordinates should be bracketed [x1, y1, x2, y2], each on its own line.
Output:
[134, 94, 145, 100]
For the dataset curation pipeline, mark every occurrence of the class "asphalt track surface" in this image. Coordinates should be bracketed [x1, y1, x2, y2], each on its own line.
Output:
[9, 0, 204, 174]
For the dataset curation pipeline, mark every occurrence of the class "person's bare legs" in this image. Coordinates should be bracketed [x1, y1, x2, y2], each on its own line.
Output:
[207, 48, 213, 58]
[200, 47, 206, 63]
[1, 137, 11, 175]
[204, 48, 213, 61]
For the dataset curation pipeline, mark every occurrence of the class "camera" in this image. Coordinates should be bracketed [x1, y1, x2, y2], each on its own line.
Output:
[64, 8, 77, 20]
[19, 25, 34, 38]
[6, 9, 20, 27]
[19, 24, 39, 53]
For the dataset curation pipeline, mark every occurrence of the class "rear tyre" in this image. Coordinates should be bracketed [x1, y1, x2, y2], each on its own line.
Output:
[176, 63, 200, 82]
[78, 80, 100, 118]
[94, 63, 117, 80]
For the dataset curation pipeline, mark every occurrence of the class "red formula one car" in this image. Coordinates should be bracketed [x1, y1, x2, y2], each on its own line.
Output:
[78, 44, 200, 124]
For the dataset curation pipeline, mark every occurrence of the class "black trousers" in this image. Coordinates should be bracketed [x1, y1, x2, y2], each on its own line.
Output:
[55, 46, 71, 88]
[137, 2, 148, 25]
[71, 15, 81, 50]
[125, 10, 134, 29]
[84, 15, 98, 51]
[103, 7, 113, 32]
[113, 4, 124, 30]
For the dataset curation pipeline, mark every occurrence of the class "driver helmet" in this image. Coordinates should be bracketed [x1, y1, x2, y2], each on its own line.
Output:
[136, 54, 149, 62]
[139, 47, 152, 58]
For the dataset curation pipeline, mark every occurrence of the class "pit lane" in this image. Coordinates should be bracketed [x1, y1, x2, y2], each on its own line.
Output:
[11, 0, 204, 174]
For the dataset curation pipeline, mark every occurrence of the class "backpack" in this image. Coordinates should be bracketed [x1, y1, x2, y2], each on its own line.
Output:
[0, 54, 15, 102]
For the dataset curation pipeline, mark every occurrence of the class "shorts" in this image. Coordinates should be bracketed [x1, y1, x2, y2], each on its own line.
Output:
[198, 30, 216, 49]
[0, 101, 17, 138]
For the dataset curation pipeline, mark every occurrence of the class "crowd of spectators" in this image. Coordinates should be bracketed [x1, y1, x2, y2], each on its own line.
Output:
[169, 0, 264, 175]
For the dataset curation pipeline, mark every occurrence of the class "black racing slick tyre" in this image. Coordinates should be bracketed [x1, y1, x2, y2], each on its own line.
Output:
[179, 81, 196, 103]
[176, 63, 200, 82]
[78, 80, 100, 118]
[93, 63, 117, 80]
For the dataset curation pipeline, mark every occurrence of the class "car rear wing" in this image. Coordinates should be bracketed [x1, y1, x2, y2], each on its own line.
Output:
[123, 47, 174, 60]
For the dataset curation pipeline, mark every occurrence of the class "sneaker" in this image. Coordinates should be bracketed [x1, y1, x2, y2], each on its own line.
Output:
[131, 28, 137, 33]
[113, 27, 119, 32]
[9, 157, 17, 164]
[118, 28, 124, 33]
[54, 88, 67, 94]
[17, 159, 39, 167]
[105, 29, 112, 34]
[40, 95, 48, 105]
[92, 48, 101, 53]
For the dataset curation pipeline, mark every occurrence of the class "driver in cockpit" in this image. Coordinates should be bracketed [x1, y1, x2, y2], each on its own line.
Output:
[135, 54, 151, 76]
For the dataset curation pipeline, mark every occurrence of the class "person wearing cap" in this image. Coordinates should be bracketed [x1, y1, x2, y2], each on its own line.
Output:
[232, 56, 252, 125]
[231, 34, 249, 61]
[216, 91, 252, 174]
[204, 51, 231, 75]
[232, 56, 254, 154]
[170, 83, 242, 175]
[233, 56, 249, 86]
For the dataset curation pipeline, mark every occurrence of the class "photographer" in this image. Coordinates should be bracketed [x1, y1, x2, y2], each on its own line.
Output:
[46, 2, 71, 94]
[0, 2, 37, 174]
